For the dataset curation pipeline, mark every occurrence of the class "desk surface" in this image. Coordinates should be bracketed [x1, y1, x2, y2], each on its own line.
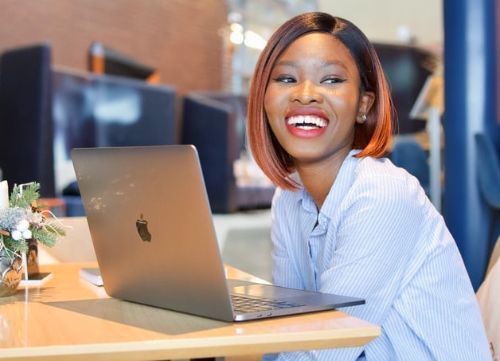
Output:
[0, 263, 380, 361]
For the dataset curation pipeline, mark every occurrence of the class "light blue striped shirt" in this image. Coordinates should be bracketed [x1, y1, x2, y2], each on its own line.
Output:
[266, 150, 491, 361]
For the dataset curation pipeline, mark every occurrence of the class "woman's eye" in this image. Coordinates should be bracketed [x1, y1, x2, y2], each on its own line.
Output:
[321, 77, 346, 84]
[274, 75, 296, 84]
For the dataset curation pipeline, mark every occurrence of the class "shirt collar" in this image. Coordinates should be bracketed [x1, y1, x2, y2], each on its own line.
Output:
[297, 149, 360, 218]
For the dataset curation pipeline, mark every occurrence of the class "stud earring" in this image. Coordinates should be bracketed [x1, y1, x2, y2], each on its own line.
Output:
[358, 114, 367, 123]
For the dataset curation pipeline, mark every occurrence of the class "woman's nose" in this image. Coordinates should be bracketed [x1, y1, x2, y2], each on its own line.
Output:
[290, 80, 323, 104]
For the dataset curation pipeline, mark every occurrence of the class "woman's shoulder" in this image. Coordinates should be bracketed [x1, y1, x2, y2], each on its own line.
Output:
[356, 156, 422, 188]
[349, 155, 429, 207]
[356, 155, 409, 179]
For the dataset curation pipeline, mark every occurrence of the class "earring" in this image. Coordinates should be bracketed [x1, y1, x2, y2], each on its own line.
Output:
[357, 114, 367, 124]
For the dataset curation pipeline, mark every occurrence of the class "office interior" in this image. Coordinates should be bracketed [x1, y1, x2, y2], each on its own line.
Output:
[0, 0, 498, 353]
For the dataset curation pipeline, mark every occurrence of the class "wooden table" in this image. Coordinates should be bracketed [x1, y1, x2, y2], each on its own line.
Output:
[0, 263, 380, 361]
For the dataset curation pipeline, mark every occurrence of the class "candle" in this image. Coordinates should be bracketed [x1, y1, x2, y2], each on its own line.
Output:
[0, 180, 9, 210]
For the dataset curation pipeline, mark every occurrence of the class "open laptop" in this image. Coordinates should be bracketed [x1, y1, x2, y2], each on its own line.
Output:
[71, 145, 364, 322]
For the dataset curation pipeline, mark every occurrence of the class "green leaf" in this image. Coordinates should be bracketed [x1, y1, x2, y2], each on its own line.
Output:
[32, 228, 57, 248]
[2, 236, 28, 255]
[44, 223, 66, 237]
[9, 182, 40, 209]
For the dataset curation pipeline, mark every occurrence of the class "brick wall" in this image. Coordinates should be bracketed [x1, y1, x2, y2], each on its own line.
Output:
[0, 0, 227, 94]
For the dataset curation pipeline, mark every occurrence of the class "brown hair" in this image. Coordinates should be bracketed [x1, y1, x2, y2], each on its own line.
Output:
[247, 12, 394, 190]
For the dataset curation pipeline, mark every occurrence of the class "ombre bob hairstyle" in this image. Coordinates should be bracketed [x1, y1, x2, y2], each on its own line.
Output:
[247, 12, 395, 190]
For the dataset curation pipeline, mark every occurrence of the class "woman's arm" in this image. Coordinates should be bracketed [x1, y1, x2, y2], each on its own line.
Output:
[319, 174, 424, 323]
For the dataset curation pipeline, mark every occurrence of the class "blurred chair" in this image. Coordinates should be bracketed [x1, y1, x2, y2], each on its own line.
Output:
[52, 68, 177, 216]
[475, 133, 500, 263]
[0, 44, 55, 197]
[389, 137, 430, 194]
[181, 92, 274, 213]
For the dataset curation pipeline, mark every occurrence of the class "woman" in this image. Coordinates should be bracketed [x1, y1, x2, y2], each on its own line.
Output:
[247, 12, 491, 360]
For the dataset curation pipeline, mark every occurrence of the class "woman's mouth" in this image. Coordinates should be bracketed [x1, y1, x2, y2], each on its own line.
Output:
[287, 115, 328, 129]
[285, 113, 329, 138]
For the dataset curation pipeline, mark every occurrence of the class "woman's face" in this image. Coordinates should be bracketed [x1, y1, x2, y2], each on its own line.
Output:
[264, 33, 374, 167]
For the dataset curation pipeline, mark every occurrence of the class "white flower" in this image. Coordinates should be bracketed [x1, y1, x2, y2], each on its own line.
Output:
[29, 212, 43, 226]
[16, 219, 30, 232]
[11, 230, 22, 240]
[22, 230, 32, 239]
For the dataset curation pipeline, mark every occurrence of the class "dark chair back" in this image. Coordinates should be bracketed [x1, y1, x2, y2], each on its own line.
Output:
[389, 138, 430, 194]
[181, 92, 274, 213]
[475, 133, 500, 209]
[181, 93, 240, 213]
[475, 133, 500, 268]
[0, 44, 54, 196]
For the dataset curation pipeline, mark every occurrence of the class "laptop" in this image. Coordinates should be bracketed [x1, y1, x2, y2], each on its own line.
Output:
[71, 145, 364, 322]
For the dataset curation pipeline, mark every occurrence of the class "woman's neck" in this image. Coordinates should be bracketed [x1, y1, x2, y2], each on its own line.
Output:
[296, 149, 351, 210]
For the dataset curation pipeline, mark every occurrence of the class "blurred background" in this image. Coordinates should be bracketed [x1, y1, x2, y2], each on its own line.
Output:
[0, 0, 498, 289]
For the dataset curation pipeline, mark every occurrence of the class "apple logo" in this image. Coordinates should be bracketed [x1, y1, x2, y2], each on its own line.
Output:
[136, 213, 152, 242]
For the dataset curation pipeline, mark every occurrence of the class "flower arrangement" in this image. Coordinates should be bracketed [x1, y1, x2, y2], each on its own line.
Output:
[0, 181, 65, 263]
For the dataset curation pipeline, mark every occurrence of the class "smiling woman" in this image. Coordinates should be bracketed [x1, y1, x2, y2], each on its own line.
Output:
[248, 13, 393, 194]
[247, 12, 492, 361]
[263, 33, 375, 204]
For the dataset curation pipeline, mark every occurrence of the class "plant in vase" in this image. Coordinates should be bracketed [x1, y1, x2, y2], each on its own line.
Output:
[0, 181, 65, 296]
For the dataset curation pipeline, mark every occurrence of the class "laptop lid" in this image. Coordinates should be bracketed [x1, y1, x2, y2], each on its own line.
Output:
[72, 145, 235, 321]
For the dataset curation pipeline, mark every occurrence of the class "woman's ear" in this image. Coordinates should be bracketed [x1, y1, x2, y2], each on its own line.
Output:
[359, 91, 375, 114]
[356, 91, 375, 124]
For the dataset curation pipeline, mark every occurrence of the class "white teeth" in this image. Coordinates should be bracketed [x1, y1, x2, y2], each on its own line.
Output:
[287, 115, 327, 128]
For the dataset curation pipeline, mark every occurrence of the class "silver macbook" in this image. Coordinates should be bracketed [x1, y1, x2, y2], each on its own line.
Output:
[71, 145, 364, 322]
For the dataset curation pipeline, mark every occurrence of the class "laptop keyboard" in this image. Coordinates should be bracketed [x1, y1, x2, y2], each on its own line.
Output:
[231, 294, 305, 313]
